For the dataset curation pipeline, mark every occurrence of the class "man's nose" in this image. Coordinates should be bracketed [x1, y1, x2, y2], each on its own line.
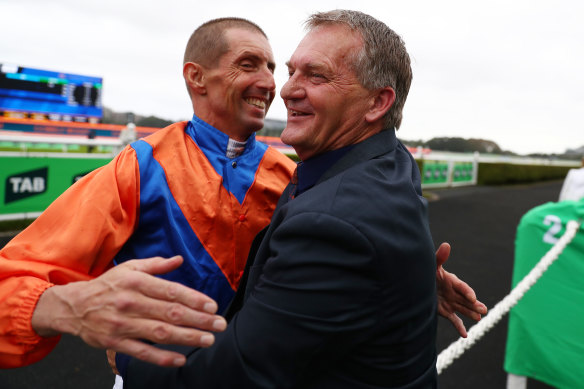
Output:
[280, 75, 304, 100]
[256, 67, 276, 92]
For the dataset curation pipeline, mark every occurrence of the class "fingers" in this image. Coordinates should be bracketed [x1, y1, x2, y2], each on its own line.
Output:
[94, 316, 218, 349]
[443, 268, 479, 305]
[128, 271, 218, 314]
[442, 283, 486, 320]
[451, 275, 477, 303]
[119, 256, 220, 314]
[449, 313, 468, 338]
[35, 256, 229, 368]
[125, 255, 184, 275]
[472, 300, 488, 316]
[119, 295, 226, 333]
[438, 299, 468, 338]
[111, 338, 189, 368]
[106, 268, 226, 334]
[449, 276, 488, 315]
[82, 261, 227, 346]
[450, 302, 483, 322]
[97, 319, 219, 367]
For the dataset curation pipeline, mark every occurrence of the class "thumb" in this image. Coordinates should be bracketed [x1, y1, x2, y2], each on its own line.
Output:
[126, 255, 184, 276]
[435, 242, 451, 268]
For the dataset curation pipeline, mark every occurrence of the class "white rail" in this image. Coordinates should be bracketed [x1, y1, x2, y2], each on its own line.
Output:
[0, 133, 122, 147]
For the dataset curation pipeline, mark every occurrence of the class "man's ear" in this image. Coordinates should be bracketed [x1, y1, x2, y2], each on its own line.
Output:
[365, 87, 396, 123]
[183, 62, 206, 95]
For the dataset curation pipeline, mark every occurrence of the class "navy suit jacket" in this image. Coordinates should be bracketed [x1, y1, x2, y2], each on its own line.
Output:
[124, 129, 438, 388]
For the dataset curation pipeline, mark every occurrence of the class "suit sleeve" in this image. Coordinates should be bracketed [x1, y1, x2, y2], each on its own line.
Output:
[125, 211, 382, 389]
[0, 146, 140, 368]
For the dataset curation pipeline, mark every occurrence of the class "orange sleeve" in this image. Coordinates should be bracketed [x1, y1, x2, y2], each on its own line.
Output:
[0, 146, 140, 368]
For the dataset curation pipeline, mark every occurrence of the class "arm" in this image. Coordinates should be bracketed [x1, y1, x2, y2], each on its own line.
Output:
[0, 149, 139, 367]
[109, 242, 485, 373]
[435, 242, 488, 337]
[32, 256, 226, 368]
[124, 213, 386, 388]
[0, 148, 226, 368]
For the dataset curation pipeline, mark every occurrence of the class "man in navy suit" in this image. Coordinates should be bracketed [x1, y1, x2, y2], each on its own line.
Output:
[122, 10, 474, 388]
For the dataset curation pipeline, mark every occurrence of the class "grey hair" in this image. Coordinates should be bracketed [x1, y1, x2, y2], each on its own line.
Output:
[305, 10, 412, 129]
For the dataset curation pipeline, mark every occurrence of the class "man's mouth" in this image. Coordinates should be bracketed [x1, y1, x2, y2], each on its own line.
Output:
[289, 109, 310, 117]
[245, 97, 266, 109]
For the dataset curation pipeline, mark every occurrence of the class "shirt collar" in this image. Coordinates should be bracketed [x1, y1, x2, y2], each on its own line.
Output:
[295, 144, 355, 196]
[188, 113, 256, 158]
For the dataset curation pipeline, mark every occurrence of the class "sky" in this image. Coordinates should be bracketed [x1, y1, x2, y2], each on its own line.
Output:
[1, 0, 583, 155]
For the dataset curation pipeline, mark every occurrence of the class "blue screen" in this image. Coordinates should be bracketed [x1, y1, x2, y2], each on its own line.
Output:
[0, 63, 103, 122]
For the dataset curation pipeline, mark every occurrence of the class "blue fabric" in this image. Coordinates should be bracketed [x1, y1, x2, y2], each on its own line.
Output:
[189, 115, 268, 204]
[295, 145, 354, 196]
[113, 139, 235, 311]
[113, 114, 270, 313]
[123, 129, 438, 388]
[114, 115, 273, 379]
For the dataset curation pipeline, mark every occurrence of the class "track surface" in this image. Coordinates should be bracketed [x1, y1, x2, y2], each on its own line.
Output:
[0, 180, 563, 388]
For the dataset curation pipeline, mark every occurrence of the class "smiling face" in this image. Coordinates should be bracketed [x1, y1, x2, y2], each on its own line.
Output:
[196, 27, 276, 141]
[280, 24, 379, 161]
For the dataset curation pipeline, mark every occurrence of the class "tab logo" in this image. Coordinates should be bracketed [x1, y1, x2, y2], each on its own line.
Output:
[5, 167, 48, 203]
[72, 171, 93, 185]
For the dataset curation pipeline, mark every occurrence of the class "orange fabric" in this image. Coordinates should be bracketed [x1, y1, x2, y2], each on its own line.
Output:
[0, 147, 140, 367]
[0, 121, 295, 367]
[149, 128, 295, 290]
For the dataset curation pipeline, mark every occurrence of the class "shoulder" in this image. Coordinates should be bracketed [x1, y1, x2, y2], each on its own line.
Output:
[315, 151, 424, 216]
[253, 147, 296, 188]
[139, 121, 189, 149]
[130, 121, 193, 159]
[278, 150, 428, 249]
[263, 147, 296, 171]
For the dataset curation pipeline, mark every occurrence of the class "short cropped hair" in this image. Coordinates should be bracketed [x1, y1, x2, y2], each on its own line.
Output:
[183, 17, 267, 68]
[305, 10, 412, 129]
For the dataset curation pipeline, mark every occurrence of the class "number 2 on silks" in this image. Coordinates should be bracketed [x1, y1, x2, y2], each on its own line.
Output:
[543, 215, 562, 244]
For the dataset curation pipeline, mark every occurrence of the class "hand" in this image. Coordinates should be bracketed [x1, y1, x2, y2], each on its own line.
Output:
[435, 243, 488, 338]
[31, 256, 227, 367]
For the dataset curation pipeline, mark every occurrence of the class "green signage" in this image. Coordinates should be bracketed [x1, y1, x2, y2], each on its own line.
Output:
[452, 162, 474, 183]
[422, 161, 449, 184]
[421, 160, 476, 186]
[1, 154, 111, 216]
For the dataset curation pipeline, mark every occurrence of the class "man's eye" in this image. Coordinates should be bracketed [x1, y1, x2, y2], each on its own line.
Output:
[287, 70, 295, 78]
[241, 62, 254, 69]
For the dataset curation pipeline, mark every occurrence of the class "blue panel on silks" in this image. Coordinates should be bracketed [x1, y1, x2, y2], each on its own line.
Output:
[504, 199, 584, 389]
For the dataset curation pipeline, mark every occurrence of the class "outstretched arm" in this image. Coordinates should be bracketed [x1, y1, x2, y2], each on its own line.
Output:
[435, 242, 488, 338]
[32, 256, 226, 368]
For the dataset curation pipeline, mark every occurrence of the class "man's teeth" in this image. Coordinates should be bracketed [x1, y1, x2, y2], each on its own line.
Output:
[290, 110, 307, 117]
[245, 98, 266, 109]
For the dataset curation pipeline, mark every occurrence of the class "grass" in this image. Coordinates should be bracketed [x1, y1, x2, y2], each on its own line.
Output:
[0, 145, 113, 153]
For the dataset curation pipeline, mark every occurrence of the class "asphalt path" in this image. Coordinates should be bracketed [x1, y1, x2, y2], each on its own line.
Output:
[0, 180, 564, 388]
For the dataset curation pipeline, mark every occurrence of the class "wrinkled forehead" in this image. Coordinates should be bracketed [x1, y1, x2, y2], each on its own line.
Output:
[223, 27, 275, 62]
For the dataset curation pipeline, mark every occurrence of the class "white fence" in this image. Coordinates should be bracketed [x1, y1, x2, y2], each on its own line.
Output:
[0, 133, 121, 153]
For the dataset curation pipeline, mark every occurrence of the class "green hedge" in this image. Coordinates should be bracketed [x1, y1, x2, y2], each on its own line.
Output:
[0, 219, 35, 233]
[415, 159, 571, 186]
[476, 163, 572, 185]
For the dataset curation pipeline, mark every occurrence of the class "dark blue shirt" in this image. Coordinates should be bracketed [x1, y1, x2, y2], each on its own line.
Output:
[295, 145, 355, 197]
